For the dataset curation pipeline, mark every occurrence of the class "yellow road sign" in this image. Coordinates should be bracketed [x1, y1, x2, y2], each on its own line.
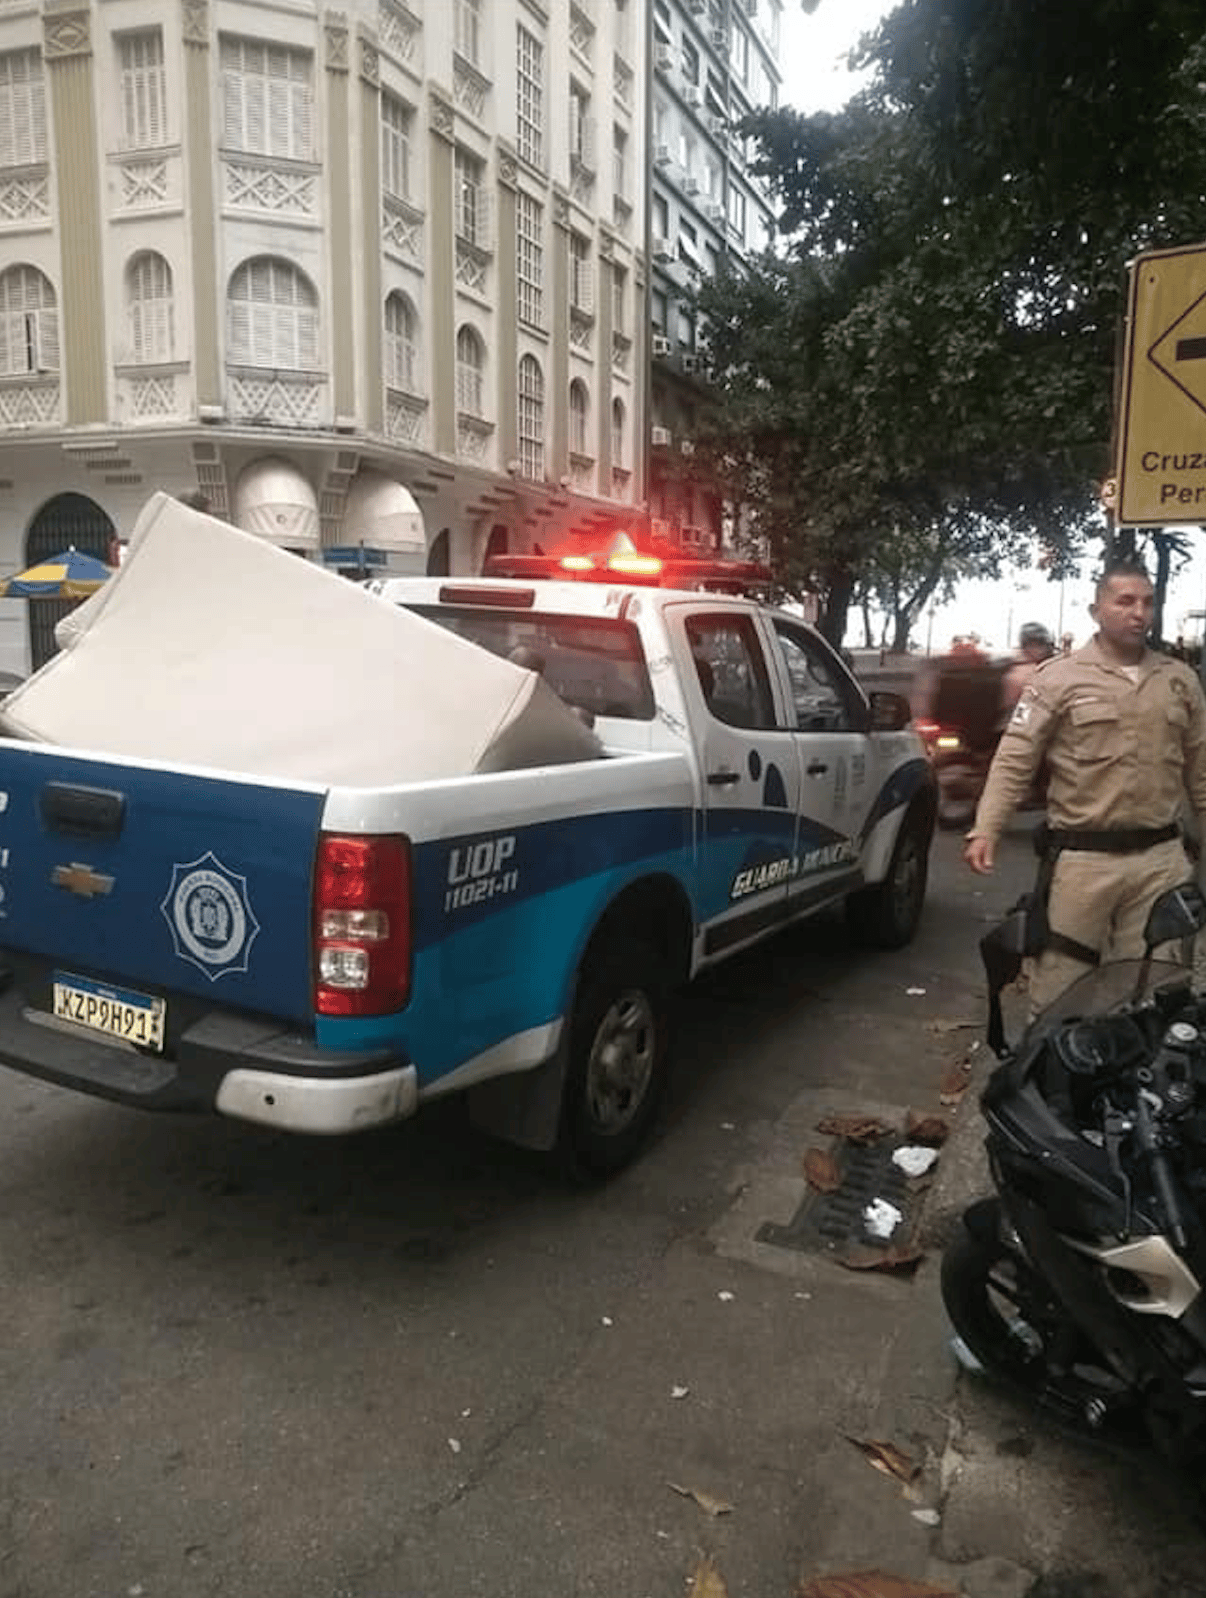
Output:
[1116, 241, 1206, 525]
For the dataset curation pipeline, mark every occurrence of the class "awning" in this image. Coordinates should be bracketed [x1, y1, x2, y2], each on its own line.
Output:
[342, 469, 426, 557]
[233, 457, 319, 550]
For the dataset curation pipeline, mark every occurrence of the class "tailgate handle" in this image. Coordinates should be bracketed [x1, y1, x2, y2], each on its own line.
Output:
[40, 783, 126, 840]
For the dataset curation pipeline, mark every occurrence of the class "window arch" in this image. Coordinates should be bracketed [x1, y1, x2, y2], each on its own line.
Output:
[517, 354, 544, 480]
[611, 396, 625, 467]
[127, 250, 174, 363]
[384, 291, 418, 392]
[227, 256, 318, 369]
[0, 264, 57, 377]
[455, 323, 484, 416]
[569, 378, 589, 456]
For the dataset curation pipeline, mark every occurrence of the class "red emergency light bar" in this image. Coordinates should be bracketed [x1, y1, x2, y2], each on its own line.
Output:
[481, 549, 774, 594]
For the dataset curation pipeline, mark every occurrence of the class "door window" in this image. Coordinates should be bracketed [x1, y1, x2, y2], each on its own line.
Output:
[772, 622, 860, 733]
[684, 614, 775, 730]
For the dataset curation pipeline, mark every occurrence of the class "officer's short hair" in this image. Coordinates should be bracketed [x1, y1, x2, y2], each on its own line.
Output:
[1095, 560, 1151, 600]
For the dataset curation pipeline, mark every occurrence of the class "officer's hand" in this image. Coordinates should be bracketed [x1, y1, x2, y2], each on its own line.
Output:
[964, 835, 995, 875]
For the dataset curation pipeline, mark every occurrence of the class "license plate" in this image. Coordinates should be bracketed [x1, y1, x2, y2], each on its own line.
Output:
[51, 972, 166, 1052]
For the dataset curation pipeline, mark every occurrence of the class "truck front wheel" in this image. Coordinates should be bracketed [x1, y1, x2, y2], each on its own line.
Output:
[556, 940, 670, 1180]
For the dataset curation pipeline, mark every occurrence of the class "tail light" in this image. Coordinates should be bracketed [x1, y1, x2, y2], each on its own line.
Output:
[313, 833, 411, 1017]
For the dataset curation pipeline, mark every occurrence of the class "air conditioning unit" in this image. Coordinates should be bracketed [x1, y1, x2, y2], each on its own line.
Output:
[654, 143, 672, 167]
[683, 85, 702, 108]
[680, 438, 696, 457]
[651, 426, 673, 447]
[651, 334, 672, 357]
[743, 0, 758, 15]
[704, 201, 725, 223]
[680, 524, 702, 548]
[654, 43, 674, 72]
[688, 0, 707, 13]
[652, 237, 675, 263]
[681, 353, 700, 374]
[709, 114, 728, 139]
[683, 175, 700, 196]
[651, 517, 673, 540]
[710, 28, 728, 51]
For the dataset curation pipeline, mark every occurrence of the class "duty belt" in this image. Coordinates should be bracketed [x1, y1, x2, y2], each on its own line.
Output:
[1043, 822, 1181, 854]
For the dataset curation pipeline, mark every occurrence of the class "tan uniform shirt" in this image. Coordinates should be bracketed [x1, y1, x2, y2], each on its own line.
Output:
[970, 638, 1206, 841]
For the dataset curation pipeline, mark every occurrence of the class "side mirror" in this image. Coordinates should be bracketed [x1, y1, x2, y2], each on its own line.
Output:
[1143, 881, 1206, 950]
[869, 690, 911, 732]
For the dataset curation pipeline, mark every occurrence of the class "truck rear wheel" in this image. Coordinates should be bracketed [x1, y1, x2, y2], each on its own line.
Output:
[556, 940, 670, 1181]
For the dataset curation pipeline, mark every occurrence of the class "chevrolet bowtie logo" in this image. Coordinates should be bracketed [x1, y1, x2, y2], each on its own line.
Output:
[52, 862, 115, 898]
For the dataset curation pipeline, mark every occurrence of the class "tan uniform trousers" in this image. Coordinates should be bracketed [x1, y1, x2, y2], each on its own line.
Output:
[1030, 836, 1194, 1012]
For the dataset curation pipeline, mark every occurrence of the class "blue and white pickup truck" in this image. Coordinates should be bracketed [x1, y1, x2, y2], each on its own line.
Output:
[0, 514, 934, 1177]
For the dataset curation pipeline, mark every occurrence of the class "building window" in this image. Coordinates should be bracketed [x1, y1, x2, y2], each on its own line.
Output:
[612, 265, 626, 331]
[456, 324, 484, 416]
[127, 251, 174, 363]
[117, 31, 167, 150]
[384, 291, 417, 392]
[0, 264, 56, 375]
[569, 84, 593, 171]
[611, 397, 624, 467]
[517, 354, 544, 480]
[455, 0, 482, 67]
[220, 37, 313, 161]
[0, 49, 47, 169]
[455, 147, 488, 246]
[728, 186, 746, 239]
[227, 256, 319, 368]
[516, 191, 543, 329]
[569, 379, 588, 456]
[516, 24, 543, 168]
[612, 124, 627, 202]
[381, 92, 413, 201]
[570, 233, 594, 315]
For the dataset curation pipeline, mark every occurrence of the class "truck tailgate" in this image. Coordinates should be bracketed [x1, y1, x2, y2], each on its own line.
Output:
[0, 743, 325, 1028]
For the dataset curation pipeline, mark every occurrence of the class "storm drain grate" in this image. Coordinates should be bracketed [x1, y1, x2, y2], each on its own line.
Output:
[756, 1136, 921, 1255]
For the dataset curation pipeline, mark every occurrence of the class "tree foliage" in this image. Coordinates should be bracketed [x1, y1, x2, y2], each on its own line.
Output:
[690, 0, 1206, 643]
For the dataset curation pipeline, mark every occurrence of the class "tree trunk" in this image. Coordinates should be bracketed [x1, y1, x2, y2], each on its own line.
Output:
[819, 568, 854, 648]
[1151, 530, 1172, 646]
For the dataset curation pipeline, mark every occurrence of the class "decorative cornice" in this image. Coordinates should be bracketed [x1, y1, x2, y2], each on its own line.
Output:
[428, 86, 454, 142]
[552, 188, 570, 229]
[324, 13, 350, 73]
[181, 0, 209, 48]
[598, 230, 615, 261]
[357, 27, 379, 86]
[42, 2, 90, 61]
[497, 143, 517, 190]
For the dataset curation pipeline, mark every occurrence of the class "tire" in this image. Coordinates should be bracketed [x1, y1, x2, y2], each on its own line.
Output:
[555, 939, 671, 1181]
[846, 813, 929, 949]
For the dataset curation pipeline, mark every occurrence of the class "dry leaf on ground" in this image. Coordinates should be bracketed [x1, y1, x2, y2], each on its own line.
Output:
[904, 1112, 950, 1146]
[842, 1436, 920, 1486]
[924, 1018, 977, 1035]
[938, 1058, 973, 1106]
[687, 1554, 730, 1598]
[815, 1113, 894, 1144]
[798, 1573, 959, 1598]
[667, 1481, 734, 1518]
[838, 1242, 925, 1275]
[803, 1147, 842, 1192]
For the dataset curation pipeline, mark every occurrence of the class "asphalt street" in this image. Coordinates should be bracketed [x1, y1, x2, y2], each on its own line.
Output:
[1, 827, 1204, 1598]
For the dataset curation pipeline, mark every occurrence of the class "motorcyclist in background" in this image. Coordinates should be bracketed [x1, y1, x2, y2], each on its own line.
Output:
[999, 622, 1056, 723]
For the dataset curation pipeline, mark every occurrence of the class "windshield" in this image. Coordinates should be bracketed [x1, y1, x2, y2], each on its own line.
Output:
[410, 605, 656, 722]
[1026, 959, 1192, 1043]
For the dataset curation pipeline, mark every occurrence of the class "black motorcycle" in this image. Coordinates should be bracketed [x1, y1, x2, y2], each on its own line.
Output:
[942, 882, 1206, 1492]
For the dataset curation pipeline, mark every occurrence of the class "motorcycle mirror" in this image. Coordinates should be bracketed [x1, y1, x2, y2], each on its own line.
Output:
[1142, 881, 1206, 951]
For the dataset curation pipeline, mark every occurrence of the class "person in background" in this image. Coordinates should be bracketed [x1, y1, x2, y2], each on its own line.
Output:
[964, 562, 1206, 1011]
[1000, 621, 1056, 718]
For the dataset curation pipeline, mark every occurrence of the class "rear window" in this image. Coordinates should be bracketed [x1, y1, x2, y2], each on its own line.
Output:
[409, 605, 656, 722]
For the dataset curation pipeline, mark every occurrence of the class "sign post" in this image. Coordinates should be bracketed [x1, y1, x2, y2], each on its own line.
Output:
[1115, 241, 1206, 526]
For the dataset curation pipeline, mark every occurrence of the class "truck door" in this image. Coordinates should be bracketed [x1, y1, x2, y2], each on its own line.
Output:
[764, 617, 871, 916]
[672, 608, 803, 956]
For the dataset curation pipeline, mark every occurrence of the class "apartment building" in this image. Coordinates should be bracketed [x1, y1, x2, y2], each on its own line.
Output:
[648, 0, 783, 555]
[0, 0, 648, 671]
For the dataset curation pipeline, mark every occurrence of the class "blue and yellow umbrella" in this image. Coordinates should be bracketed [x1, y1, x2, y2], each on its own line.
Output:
[0, 547, 114, 600]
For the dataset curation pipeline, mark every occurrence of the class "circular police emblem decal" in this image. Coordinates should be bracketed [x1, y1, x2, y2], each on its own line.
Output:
[160, 852, 260, 980]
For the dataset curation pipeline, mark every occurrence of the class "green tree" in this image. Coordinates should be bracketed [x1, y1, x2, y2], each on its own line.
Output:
[692, 0, 1206, 642]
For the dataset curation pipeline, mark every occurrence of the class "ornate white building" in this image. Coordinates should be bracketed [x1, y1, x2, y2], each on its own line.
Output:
[0, 0, 785, 674]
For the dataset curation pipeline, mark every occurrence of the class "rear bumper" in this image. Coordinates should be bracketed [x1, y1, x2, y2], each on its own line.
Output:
[0, 985, 417, 1135]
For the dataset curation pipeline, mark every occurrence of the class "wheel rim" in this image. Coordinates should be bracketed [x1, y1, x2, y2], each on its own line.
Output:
[584, 987, 656, 1135]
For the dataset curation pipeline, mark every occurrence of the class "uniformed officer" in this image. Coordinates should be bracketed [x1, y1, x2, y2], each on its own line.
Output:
[964, 562, 1206, 1011]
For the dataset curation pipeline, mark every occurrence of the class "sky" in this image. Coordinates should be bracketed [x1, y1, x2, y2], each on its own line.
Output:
[770, 1, 1206, 653]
